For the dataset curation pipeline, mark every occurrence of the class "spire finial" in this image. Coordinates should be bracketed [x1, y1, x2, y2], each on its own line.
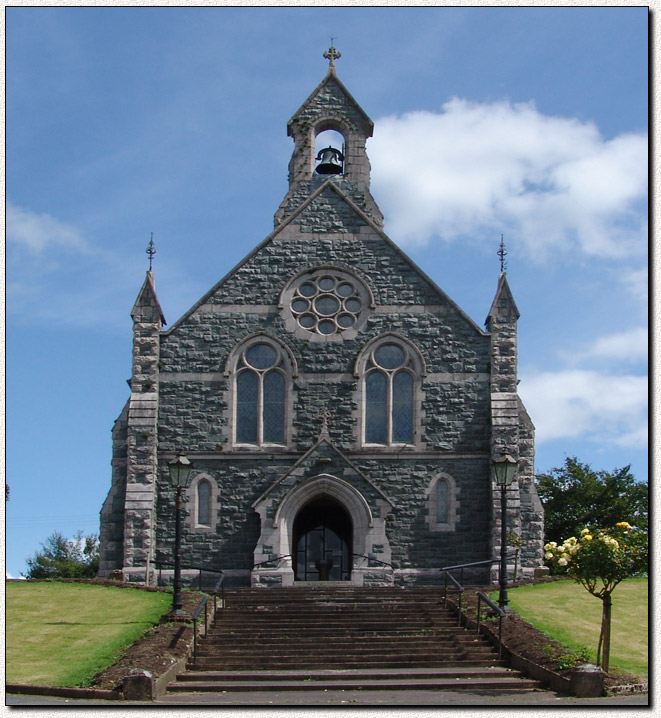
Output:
[146, 232, 156, 272]
[497, 234, 508, 273]
[323, 41, 341, 72]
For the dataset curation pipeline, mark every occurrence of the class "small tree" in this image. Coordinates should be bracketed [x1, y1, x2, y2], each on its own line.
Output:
[24, 531, 100, 579]
[544, 522, 648, 672]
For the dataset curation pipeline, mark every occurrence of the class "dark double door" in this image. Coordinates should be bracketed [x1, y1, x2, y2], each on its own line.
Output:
[293, 497, 352, 581]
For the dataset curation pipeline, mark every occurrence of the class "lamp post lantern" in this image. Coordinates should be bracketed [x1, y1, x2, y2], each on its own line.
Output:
[493, 453, 518, 609]
[167, 453, 193, 619]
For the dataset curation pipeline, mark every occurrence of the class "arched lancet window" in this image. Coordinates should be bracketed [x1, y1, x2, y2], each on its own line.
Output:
[186, 473, 217, 533]
[436, 479, 449, 524]
[361, 339, 422, 446]
[234, 339, 291, 446]
[365, 343, 414, 444]
[197, 479, 211, 527]
[426, 473, 458, 532]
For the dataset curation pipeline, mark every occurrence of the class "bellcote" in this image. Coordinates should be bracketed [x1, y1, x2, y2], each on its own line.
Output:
[274, 48, 384, 228]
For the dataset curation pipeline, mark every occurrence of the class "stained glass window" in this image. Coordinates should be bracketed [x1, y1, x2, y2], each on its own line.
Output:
[366, 372, 388, 443]
[375, 344, 405, 370]
[393, 371, 414, 442]
[362, 340, 419, 446]
[236, 370, 258, 443]
[197, 480, 211, 526]
[436, 480, 449, 524]
[263, 371, 285, 443]
[235, 342, 287, 446]
[284, 269, 370, 336]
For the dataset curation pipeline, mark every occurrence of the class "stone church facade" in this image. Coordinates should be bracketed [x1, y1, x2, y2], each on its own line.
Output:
[99, 53, 544, 587]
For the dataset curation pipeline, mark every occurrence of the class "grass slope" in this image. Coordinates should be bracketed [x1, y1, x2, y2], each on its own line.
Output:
[6, 582, 172, 687]
[505, 578, 648, 679]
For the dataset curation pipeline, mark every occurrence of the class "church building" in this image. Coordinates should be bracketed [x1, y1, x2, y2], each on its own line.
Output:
[99, 49, 545, 587]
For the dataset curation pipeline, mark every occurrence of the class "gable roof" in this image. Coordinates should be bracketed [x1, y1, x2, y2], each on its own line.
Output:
[252, 434, 396, 510]
[163, 178, 488, 337]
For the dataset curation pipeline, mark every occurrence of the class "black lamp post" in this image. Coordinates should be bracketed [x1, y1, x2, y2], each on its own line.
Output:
[493, 453, 518, 609]
[168, 453, 193, 619]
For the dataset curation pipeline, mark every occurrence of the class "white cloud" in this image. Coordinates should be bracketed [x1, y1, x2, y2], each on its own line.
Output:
[581, 327, 648, 363]
[620, 266, 648, 308]
[7, 202, 89, 255]
[370, 99, 647, 259]
[519, 369, 648, 448]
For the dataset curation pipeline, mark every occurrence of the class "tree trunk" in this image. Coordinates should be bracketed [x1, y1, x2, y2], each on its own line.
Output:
[601, 592, 612, 673]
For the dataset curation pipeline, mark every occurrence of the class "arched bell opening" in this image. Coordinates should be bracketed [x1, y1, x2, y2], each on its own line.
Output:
[293, 495, 352, 581]
[314, 129, 345, 175]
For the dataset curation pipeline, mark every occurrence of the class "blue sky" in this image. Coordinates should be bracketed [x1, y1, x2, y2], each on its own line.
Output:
[6, 7, 648, 578]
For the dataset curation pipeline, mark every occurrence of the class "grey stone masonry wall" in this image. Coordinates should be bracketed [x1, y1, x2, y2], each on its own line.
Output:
[152, 205, 496, 578]
[98, 402, 128, 575]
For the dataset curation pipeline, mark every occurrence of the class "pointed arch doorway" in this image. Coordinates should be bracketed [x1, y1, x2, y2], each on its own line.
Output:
[293, 496, 352, 581]
[252, 472, 394, 587]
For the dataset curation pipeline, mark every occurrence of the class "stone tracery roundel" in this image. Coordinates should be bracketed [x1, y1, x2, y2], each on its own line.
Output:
[280, 267, 372, 340]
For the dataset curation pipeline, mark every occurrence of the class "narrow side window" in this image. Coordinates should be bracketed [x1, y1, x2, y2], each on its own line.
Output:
[197, 480, 211, 527]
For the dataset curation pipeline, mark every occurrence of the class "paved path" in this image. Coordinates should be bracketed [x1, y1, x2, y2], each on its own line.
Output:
[6, 688, 649, 707]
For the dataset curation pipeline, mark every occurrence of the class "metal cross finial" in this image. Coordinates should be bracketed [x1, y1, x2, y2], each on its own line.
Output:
[318, 407, 332, 435]
[497, 234, 508, 273]
[323, 43, 341, 71]
[146, 233, 156, 271]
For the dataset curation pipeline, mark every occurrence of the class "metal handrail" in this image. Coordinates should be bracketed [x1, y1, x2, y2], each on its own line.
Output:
[191, 596, 209, 664]
[192, 573, 225, 665]
[440, 558, 512, 659]
[352, 553, 393, 568]
[477, 591, 506, 659]
[154, 561, 223, 591]
[440, 554, 518, 587]
[442, 571, 464, 625]
[252, 554, 292, 569]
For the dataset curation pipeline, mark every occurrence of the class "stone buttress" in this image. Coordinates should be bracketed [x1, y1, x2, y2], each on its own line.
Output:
[99, 272, 164, 581]
[487, 274, 544, 579]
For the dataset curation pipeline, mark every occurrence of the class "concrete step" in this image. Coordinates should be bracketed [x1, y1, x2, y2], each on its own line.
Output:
[194, 646, 492, 660]
[174, 666, 515, 682]
[168, 677, 541, 692]
[187, 658, 507, 671]
[168, 667, 540, 693]
[214, 621, 436, 632]
[201, 634, 466, 646]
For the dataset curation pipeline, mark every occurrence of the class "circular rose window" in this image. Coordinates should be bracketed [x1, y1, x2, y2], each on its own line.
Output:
[281, 268, 372, 339]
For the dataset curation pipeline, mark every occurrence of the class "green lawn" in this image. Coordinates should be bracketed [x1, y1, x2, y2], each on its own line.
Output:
[6, 581, 172, 687]
[503, 578, 648, 679]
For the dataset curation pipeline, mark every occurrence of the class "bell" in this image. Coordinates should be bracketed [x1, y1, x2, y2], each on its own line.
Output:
[315, 146, 344, 175]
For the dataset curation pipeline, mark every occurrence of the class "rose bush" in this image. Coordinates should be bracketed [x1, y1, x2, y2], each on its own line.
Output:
[544, 522, 648, 672]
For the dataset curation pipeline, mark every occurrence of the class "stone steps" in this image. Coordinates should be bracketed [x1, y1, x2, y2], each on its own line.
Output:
[187, 658, 510, 672]
[168, 667, 542, 693]
[201, 633, 480, 645]
[166, 586, 538, 694]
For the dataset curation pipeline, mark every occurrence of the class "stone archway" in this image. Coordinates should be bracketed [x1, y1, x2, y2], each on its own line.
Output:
[293, 496, 352, 581]
[252, 473, 393, 587]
